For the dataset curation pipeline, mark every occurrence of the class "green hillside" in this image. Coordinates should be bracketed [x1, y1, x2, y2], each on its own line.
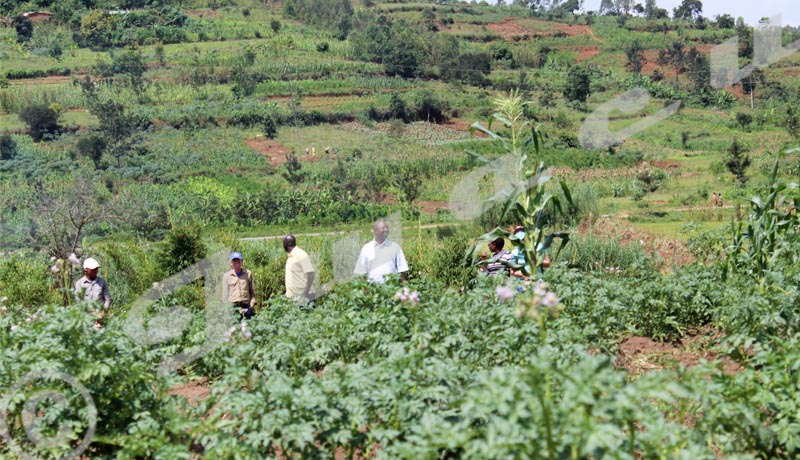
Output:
[2, 1, 800, 458]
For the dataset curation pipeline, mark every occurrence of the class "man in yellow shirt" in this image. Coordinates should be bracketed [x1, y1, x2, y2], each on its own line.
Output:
[283, 235, 317, 306]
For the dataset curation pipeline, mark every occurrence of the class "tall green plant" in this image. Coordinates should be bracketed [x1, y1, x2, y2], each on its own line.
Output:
[467, 90, 573, 277]
[725, 158, 800, 280]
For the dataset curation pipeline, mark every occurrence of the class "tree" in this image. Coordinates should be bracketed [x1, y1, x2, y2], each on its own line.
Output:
[393, 164, 422, 205]
[389, 92, 408, 122]
[657, 41, 687, 88]
[19, 104, 62, 142]
[383, 23, 423, 78]
[0, 134, 17, 161]
[784, 106, 800, 140]
[76, 134, 107, 170]
[156, 225, 207, 276]
[685, 47, 710, 95]
[270, 19, 281, 34]
[625, 39, 646, 74]
[88, 100, 136, 167]
[431, 33, 461, 81]
[80, 9, 119, 49]
[29, 172, 114, 298]
[725, 138, 750, 187]
[12, 14, 33, 43]
[741, 68, 765, 109]
[110, 50, 147, 91]
[563, 65, 592, 103]
[262, 114, 278, 139]
[714, 13, 735, 29]
[673, 0, 702, 21]
[460, 51, 492, 86]
[413, 90, 448, 123]
[281, 152, 306, 183]
[644, 0, 656, 18]
[735, 112, 752, 131]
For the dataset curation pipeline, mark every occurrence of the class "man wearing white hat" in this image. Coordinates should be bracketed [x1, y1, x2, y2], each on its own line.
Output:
[74, 257, 111, 311]
[222, 251, 256, 319]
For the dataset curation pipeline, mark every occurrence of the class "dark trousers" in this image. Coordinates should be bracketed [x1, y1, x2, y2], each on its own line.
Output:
[232, 302, 254, 320]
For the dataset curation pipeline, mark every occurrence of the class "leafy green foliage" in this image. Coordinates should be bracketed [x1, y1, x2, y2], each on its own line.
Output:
[0, 134, 17, 161]
[724, 138, 751, 187]
[156, 225, 207, 276]
[563, 65, 592, 103]
[725, 162, 799, 281]
[11, 14, 32, 43]
[18, 104, 62, 142]
[284, 0, 353, 39]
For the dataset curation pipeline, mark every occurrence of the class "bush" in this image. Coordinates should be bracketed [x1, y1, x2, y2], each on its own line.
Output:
[156, 225, 207, 276]
[18, 104, 62, 141]
[0, 134, 17, 160]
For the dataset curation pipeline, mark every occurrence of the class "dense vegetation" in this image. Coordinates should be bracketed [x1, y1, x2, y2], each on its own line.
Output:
[2, 0, 800, 458]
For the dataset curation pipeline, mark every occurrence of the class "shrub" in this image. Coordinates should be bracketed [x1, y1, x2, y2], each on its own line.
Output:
[18, 104, 62, 141]
[156, 225, 207, 276]
[0, 134, 17, 160]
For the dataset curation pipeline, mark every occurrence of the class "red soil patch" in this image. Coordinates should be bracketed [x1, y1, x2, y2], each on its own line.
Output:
[616, 328, 742, 376]
[784, 68, 800, 77]
[380, 193, 447, 214]
[245, 138, 325, 167]
[167, 377, 211, 405]
[183, 9, 221, 18]
[561, 46, 601, 62]
[443, 118, 476, 133]
[484, 19, 595, 41]
[550, 22, 595, 38]
[485, 18, 529, 39]
[651, 160, 680, 170]
[641, 51, 679, 79]
[725, 84, 746, 98]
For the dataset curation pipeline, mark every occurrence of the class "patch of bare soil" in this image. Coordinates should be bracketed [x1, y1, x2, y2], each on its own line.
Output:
[485, 18, 529, 39]
[443, 118, 474, 133]
[550, 22, 595, 38]
[616, 327, 742, 376]
[574, 46, 600, 62]
[183, 9, 220, 18]
[641, 51, 679, 79]
[380, 193, 447, 214]
[167, 377, 211, 405]
[245, 137, 325, 167]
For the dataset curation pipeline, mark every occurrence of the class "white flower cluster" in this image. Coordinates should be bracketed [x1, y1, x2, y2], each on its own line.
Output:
[509, 280, 562, 320]
[394, 287, 420, 304]
[224, 321, 253, 342]
[593, 261, 623, 275]
[49, 253, 82, 274]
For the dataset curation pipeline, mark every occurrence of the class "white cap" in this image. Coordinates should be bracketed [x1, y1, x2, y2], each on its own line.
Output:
[83, 258, 100, 269]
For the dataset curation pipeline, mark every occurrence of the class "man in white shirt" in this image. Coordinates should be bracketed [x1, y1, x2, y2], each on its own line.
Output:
[354, 219, 408, 283]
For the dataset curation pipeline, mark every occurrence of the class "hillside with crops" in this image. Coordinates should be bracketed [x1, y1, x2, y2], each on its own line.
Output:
[1, 0, 800, 458]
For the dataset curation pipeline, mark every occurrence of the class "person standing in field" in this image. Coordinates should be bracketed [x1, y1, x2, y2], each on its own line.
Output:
[354, 219, 408, 283]
[74, 257, 111, 314]
[222, 252, 256, 320]
[283, 235, 317, 306]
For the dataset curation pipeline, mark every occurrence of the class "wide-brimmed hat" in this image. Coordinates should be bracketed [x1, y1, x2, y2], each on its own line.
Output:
[83, 258, 100, 269]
